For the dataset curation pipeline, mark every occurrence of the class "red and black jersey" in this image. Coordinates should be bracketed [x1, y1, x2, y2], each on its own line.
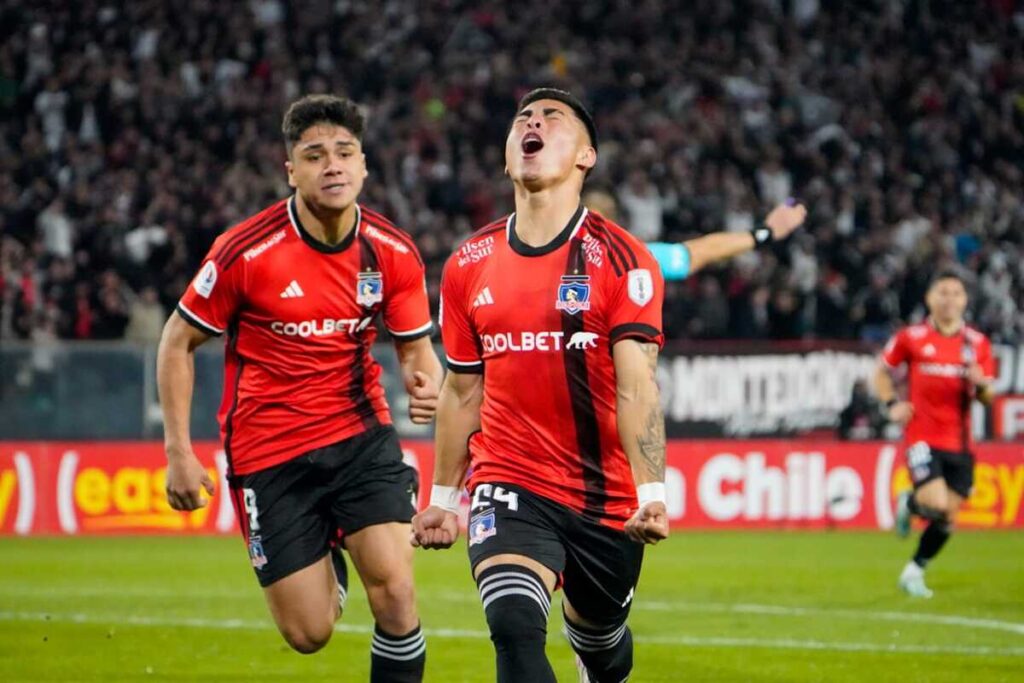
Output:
[440, 206, 665, 529]
[177, 197, 432, 476]
[882, 321, 996, 453]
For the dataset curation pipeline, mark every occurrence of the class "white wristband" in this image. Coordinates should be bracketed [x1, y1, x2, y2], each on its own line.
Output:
[636, 482, 666, 508]
[430, 485, 461, 513]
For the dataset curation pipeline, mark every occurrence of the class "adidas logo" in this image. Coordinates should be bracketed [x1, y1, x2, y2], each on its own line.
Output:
[472, 287, 494, 307]
[280, 280, 305, 298]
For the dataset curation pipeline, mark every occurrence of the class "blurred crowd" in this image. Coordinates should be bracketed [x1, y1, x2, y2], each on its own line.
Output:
[2, 0, 1023, 346]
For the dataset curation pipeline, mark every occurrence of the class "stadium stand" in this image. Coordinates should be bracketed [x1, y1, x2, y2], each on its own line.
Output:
[1, 0, 1022, 343]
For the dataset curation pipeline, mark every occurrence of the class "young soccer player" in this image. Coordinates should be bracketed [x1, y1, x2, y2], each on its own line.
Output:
[158, 94, 441, 681]
[875, 270, 995, 598]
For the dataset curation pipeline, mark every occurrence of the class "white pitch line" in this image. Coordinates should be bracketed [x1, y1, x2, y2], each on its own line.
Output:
[1, 611, 1022, 658]
[5, 585, 1024, 638]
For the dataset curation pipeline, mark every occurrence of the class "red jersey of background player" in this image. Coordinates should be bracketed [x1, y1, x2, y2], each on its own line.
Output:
[440, 206, 664, 529]
[177, 196, 431, 475]
[882, 321, 995, 453]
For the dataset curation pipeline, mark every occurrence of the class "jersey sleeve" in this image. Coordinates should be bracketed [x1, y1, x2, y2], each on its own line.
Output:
[606, 241, 665, 348]
[439, 260, 482, 373]
[881, 329, 910, 368]
[976, 334, 996, 379]
[177, 253, 244, 337]
[646, 242, 692, 281]
[382, 245, 434, 341]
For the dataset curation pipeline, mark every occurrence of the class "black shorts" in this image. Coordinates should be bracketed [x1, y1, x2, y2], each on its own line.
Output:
[466, 482, 644, 625]
[228, 425, 418, 587]
[905, 441, 974, 498]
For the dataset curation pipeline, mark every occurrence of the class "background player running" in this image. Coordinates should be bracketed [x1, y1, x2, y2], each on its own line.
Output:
[413, 88, 668, 683]
[874, 270, 995, 598]
[158, 94, 441, 680]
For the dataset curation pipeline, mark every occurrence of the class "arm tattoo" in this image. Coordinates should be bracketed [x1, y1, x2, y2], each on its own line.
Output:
[635, 343, 665, 480]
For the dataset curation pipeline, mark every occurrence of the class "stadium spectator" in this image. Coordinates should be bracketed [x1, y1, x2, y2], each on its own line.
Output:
[1, 0, 1022, 345]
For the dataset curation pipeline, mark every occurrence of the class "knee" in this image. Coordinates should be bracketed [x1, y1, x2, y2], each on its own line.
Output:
[280, 621, 333, 654]
[366, 577, 417, 630]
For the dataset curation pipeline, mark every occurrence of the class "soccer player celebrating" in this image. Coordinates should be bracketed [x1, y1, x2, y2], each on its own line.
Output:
[158, 95, 441, 680]
[412, 88, 666, 683]
[874, 270, 995, 598]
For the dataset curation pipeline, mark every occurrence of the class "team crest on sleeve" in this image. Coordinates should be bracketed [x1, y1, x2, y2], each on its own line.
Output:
[193, 261, 218, 299]
[556, 275, 591, 314]
[356, 271, 384, 307]
[627, 268, 653, 306]
[469, 509, 497, 546]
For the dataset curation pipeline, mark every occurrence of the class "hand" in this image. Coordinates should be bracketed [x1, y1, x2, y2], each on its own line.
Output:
[410, 505, 459, 549]
[624, 501, 669, 545]
[165, 447, 215, 511]
[887, 401, 914, 425]
[764, 200, 808, 241]
[967, 363, 990, 389]
[409, 370, 439, 424]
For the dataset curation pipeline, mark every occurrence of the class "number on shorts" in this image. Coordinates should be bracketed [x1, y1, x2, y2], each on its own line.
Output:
[242, 488, 261, 532]
[907, 442, 932, 469]
[471, 484, 519, 512]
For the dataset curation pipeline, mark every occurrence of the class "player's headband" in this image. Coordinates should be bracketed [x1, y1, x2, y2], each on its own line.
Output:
[515, 88, 598, 152]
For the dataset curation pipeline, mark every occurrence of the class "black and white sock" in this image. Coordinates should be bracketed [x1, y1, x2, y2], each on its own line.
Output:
[370, 623, 426, 683]
[564, 615, 633, 683]
[329, 544, 348, 614]
[476, 564, 556, 683]
[913, 520, 951, 569]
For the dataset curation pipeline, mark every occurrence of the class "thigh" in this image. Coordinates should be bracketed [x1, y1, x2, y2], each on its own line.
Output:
[262, 554, 337, 631]
[229, 459, 333, 588]
[330, 426, 419, 538]
[466, 482, 566, 583]
[346, 521, 415, 586]
[562, 518, 644, 625]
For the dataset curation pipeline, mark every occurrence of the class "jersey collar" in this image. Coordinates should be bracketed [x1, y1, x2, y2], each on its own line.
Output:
[288, 195, 361, 254]
[926, 316, 965, 338]
[507, 205, 588, 257]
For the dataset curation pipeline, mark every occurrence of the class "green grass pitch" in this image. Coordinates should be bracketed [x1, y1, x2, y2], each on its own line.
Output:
[1, 531, 1022, 681]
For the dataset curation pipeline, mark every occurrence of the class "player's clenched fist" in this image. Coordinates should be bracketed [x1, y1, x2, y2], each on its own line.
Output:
[410, 506, 459, 549]
[624, 501, 669, 545]
[164, 448, 215, 511]
[764, 200, 808, 240]
[409, 370, 440, 424]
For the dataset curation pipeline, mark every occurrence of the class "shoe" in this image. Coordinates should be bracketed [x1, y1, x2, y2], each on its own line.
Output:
[575, 654, 593, 683]
[894, 491, 912, 538]
[898, 562, 933, 599]
[330, 543, 349, 617]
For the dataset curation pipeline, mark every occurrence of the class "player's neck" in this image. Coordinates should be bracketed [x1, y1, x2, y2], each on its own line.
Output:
[929, 316, 964, 336]
[295, 193, 358, 246]
[512, 183, 582, 247]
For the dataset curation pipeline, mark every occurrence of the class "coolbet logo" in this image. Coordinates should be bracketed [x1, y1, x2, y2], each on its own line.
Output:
[271, 317, 372, 338]
[481, 331, 564, 353]
[566, 332, 598, 350]
[193, 261, 217, 298]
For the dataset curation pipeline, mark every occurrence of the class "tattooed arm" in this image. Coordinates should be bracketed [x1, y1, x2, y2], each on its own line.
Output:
[613, 339, 669, 544]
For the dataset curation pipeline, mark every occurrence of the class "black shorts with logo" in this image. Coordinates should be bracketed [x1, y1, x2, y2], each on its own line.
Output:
[905, 441, 974, 498]
[466, 482, 644, 625]
[228, 425, 418, 587]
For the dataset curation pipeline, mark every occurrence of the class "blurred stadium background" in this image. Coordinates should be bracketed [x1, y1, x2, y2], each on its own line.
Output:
[1, 0, 1022, 681]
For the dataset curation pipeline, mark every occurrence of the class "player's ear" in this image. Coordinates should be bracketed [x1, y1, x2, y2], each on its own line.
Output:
[576, 146, 597, 173]
[285, 159, 296, 189]
[361, 153, 368, 179]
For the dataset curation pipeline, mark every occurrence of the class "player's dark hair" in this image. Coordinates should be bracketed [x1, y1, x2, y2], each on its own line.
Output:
[514, 87, 598, 151]
[928, 268, 967, 290]
[282, 94, 365, 150]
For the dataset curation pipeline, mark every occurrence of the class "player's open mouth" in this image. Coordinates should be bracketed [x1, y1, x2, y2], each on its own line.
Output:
[322, 183, 348, 193]
[521, 133, 544, 156]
